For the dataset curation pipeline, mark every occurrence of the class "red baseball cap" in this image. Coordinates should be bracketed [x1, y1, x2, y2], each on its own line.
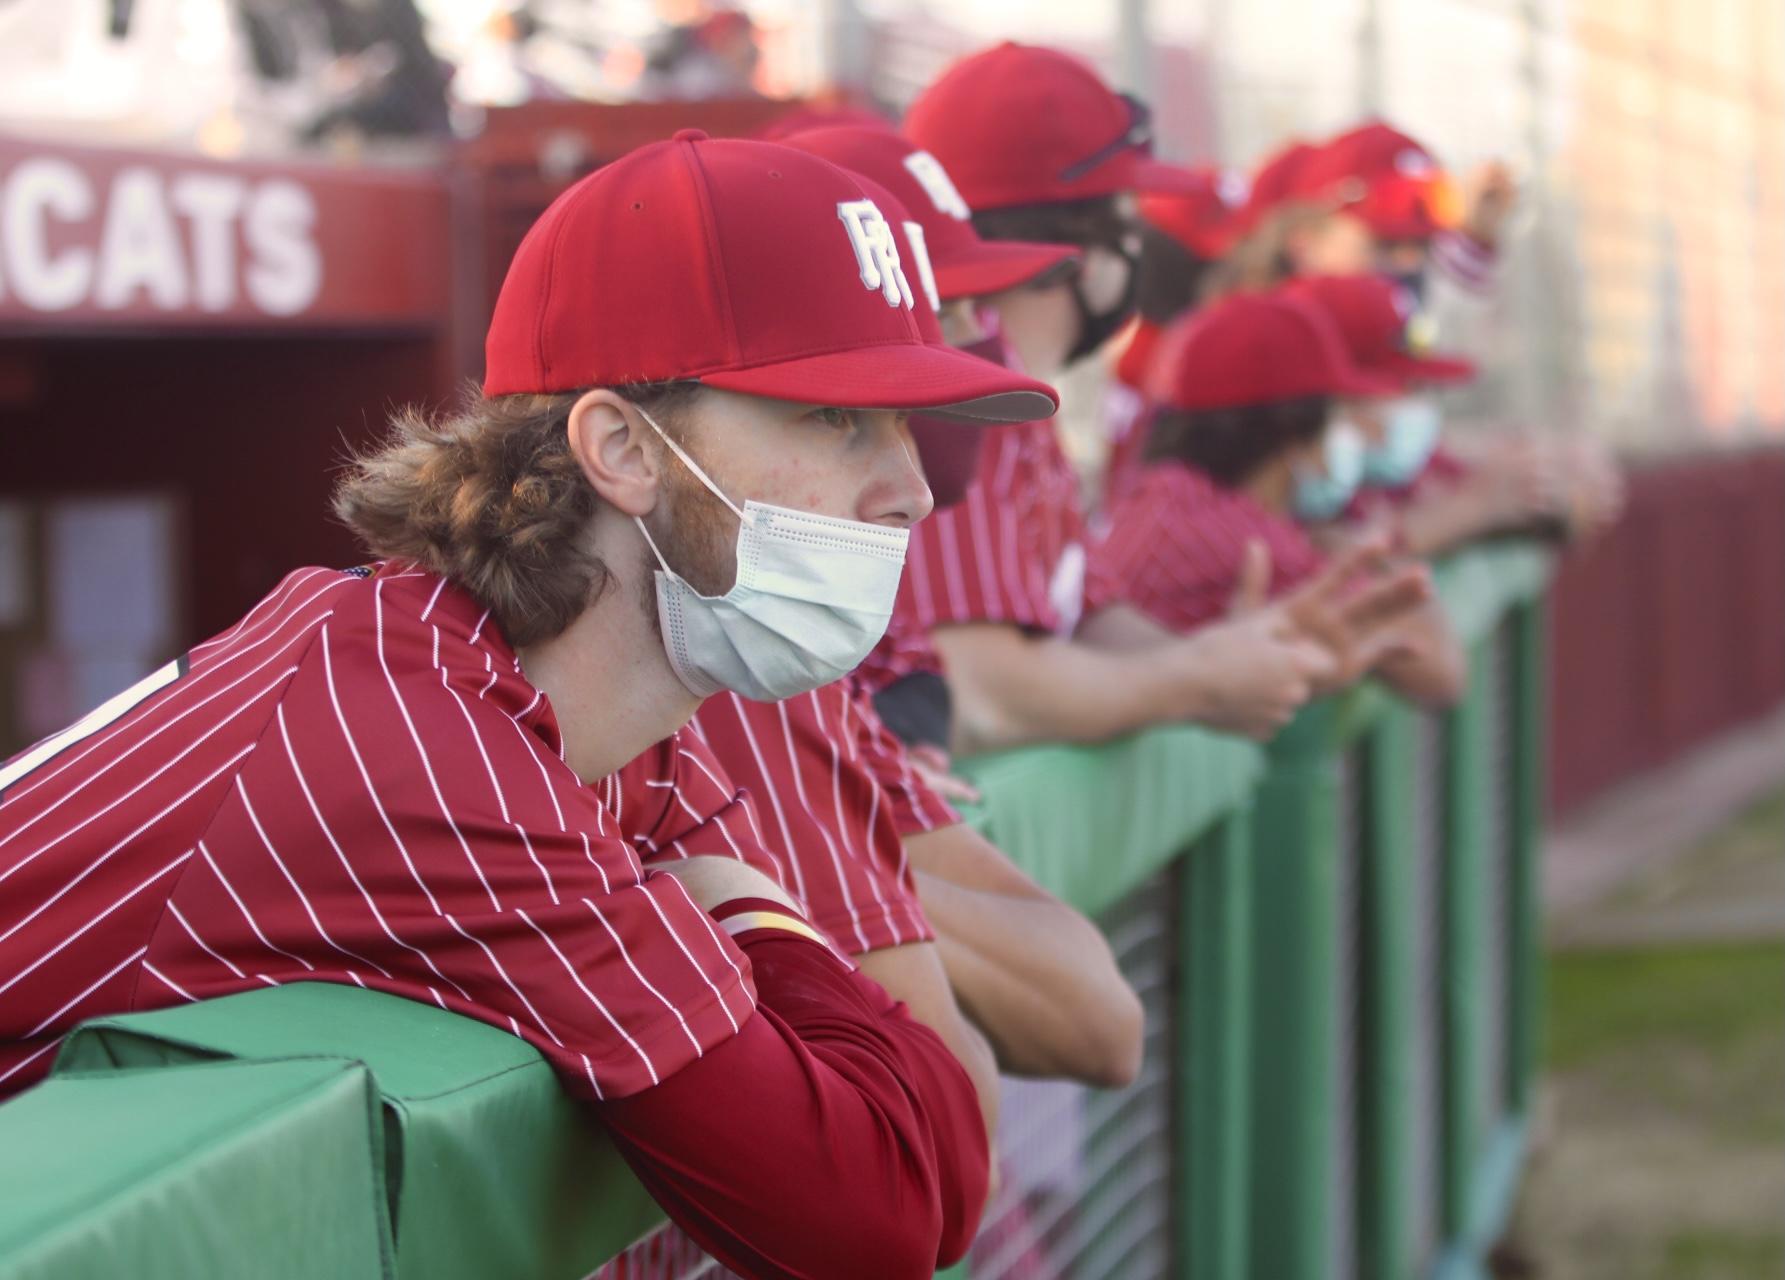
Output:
[1286, 274, 1475, 388]
[1147, 290, 1399, 411]
[757, 103, 896, 142]
[1293, 121, 1462, 242]
[483, 129, 1058, 423]
[781, 126, 1079, 302]
[903, 43, 1203, 212]
[1228, 140, 1319, 236]
[1138, 169, 1242, 260]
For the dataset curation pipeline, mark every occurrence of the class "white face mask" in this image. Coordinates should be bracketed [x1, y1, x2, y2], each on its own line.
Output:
[633, 407, 909, 703]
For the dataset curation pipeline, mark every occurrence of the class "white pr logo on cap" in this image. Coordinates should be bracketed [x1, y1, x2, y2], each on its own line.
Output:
[902, 220, 941, 312]
[902, 151, 973, 222]
[837, 199, 916, 309]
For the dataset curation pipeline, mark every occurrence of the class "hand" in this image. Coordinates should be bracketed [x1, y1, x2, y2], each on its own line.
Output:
[908, 743, 982, 806]
[1460, 159, 1519, 248]
[1275, 536, 1433, 691]
[1473, 438, 1567, 527]
[1556, 437, 1625, 539]
[654, 855, 801, 916]
[1167, 543, 1336, 739]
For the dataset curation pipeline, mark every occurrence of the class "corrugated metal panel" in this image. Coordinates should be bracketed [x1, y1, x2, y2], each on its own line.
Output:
[966, 870, 1179, 1280]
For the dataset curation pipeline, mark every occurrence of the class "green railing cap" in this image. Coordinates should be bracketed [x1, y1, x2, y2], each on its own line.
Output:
[55, 983, 662, 1280]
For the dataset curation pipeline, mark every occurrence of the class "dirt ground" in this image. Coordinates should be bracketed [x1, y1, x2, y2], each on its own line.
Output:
[1503, 787, 1785, 1280]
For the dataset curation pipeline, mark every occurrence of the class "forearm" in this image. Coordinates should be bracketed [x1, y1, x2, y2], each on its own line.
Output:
[1073, 602, 1178, 653]
[599, 923, 989, 1278]
[933, 623, 1204, 753]
[917, 869, 1142, 1087]
[1398, 485, 1517, 559]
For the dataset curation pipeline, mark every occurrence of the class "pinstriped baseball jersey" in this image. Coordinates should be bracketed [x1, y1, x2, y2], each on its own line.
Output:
[678, 678, 955, 958]
[1092, 461, 1327, 633]
[0, 564, 756, 1101]
[858, 417, 1124, 692]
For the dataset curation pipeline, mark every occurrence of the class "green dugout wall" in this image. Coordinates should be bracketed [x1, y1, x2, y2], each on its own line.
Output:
[0, 542, 1550, 1280]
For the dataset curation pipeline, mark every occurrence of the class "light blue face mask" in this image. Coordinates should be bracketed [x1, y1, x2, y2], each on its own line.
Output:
[1292, 420, 1366, 523]
[1364, 396, 1443, 488]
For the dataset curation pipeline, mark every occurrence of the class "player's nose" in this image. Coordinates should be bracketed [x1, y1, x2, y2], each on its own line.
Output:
[862, 413, 935, 529]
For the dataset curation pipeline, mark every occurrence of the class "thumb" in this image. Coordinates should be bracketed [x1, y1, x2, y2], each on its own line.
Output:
[1229, 539, 1273, 615]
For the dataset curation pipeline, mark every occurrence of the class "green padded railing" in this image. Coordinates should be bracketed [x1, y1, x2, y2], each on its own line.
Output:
[0, 541, 1551, 1280]
[1246, 541, 1551, 1280]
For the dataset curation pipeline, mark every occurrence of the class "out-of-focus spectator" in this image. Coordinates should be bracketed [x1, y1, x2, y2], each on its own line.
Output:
[639, 6, 761, 101]
[295, 0, 451, 143]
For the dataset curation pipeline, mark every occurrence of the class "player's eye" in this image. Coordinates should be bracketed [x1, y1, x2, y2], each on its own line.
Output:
[811, 406, 855, 431]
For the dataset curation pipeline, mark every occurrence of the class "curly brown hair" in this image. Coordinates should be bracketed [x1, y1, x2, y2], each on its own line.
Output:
[333, 381, 697, 647]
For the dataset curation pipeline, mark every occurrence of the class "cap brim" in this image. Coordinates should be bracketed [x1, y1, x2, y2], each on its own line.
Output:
[1130, 158, 1213, 197]
[932, 239, 1080, 300]
[697, 341, 1058, 424]
[1375, 351, 1477, 386]
[1334, 367, 1405, 399]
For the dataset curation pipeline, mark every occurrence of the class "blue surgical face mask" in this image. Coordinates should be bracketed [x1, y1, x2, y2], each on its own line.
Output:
[1365, 396, 1442, 488]
[1292, 419, 1366, 522]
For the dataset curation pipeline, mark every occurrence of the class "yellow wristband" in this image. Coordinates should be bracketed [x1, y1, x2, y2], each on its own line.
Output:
[719, 910, 826, 946]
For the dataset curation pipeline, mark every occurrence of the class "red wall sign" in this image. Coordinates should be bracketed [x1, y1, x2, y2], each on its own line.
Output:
[0, 135, 452, 331]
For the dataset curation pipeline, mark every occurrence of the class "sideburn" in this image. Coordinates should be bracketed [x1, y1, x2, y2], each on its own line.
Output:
[646, 458, 741, 602]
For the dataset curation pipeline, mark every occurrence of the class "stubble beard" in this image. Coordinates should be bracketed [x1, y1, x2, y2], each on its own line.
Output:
[636, 462, 740, 641]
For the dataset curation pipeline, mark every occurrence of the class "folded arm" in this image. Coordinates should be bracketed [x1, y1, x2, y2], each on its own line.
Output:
[907, 823, 1143, 1087]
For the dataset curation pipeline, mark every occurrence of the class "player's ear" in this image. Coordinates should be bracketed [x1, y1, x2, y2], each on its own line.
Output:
[567, 389, 664, 517]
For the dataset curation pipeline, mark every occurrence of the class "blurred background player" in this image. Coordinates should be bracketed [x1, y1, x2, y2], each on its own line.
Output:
[1094, 289, 1467, 707]
[1101, 170, 1244, 512]
[1283, 272, 1568, 558]
[1204, 119, 1625, 550]
[872, 41, 1430, 754]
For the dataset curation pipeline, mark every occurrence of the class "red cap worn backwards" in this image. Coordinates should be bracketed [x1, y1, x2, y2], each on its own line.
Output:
[781, 126, 1079, 302]
[903, 43, 1203, 212]
[1285, 274, 1475, 389]
[483, 129, 1058, 423]
[1147, 290, 1399, 412]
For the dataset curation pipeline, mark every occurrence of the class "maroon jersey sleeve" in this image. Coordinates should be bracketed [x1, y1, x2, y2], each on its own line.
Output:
[1092, 462, 1326, 634]
[601, 927, 989, 1278]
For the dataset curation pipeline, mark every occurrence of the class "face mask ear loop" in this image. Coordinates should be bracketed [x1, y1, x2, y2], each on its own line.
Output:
[634, 403, 755, 527]
[633, 514, 679, 580]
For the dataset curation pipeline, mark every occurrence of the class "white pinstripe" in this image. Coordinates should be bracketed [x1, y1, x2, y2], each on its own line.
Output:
[372, 583, 503, 911]
[0, 850, 192, 998]
[27, 946, 149, 1038]
[274, 704, 474, 1003]
[0, 752, 248, 946]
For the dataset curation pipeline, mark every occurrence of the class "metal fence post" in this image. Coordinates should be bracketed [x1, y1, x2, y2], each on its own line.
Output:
[1441, 641, 1493, 1240]
[1507, 601, 1547, 1111]
[1180, 806, 1254, 1279]
[1358, 707, 1420, 1280]
[1247, 704, 1342, 1280]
